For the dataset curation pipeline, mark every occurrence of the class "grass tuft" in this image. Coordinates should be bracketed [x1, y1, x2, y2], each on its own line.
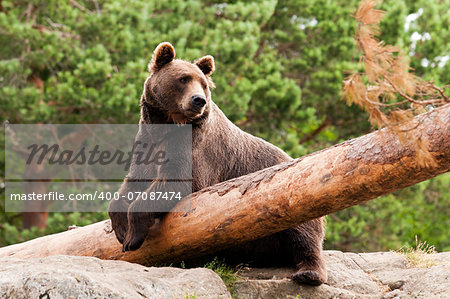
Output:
[204, 257, 239, 295]
[396, 236, 437, 268]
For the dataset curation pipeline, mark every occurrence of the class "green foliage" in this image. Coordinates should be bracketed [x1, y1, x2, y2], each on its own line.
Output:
[401, 0, 450, 85]
[0, 207, 108, 246]
[325, 173, 450, 252]
[0, 0, 449, 253]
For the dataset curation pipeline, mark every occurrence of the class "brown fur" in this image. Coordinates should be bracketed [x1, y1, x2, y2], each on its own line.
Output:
[108, 42, 327, 285]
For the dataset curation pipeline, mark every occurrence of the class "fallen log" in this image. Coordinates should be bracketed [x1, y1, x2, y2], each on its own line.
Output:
[1, 104, 449, 264]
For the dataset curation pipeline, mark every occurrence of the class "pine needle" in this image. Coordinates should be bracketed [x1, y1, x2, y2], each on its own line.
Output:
[342, 0, 449, 168]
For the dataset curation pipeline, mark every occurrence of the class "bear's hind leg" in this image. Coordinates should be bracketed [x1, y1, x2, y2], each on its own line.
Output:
[287, 218, 327, 286]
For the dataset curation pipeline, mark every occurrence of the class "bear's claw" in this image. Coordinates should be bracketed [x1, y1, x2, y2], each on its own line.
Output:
[122, 235, 145, 252]
[122, 226, 148, 252]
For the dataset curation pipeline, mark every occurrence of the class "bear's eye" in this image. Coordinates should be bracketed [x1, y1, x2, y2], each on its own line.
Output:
[179, 77, 189, 84]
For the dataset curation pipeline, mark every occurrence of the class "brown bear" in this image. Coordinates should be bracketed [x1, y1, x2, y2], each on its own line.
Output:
[108, 42, 327, 285]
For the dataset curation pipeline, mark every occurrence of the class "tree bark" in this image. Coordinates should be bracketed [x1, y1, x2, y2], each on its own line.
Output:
[22, 163, 49, 229]
[1, 105, 448, 264]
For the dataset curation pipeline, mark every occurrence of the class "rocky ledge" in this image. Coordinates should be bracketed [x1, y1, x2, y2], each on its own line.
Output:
[0, 250, 449, 298]
[235, 250, 450, 298]
[0, 255, 230, 298]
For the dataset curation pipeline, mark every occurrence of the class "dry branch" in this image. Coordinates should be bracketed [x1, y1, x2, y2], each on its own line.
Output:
[0, 105, 449, 263]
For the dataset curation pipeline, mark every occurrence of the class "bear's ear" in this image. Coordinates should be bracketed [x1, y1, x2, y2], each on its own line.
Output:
[149, 42, 175, 72]
[195, 55, 215, 76]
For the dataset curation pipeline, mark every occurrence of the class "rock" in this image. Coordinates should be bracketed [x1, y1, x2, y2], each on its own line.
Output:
[234, 250, 450, 299]
[1, 251, 448, 298]
[0, 255, 231, 299]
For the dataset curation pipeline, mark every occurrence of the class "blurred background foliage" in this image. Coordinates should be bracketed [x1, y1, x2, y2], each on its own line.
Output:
[0, 0, 449, 251]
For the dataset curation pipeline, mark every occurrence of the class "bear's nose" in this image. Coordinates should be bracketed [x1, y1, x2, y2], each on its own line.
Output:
[191, 95, 206, 108]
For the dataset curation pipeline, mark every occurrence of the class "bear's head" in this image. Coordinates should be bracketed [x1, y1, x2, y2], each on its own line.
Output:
[143, 42, 215, 125]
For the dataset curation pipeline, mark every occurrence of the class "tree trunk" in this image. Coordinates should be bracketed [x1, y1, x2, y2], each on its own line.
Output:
[1, 105, 448, 264]
[12, 125, 92, 229]
[22, 163, 49, 229]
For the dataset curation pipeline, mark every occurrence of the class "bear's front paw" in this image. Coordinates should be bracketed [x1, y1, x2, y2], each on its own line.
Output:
[108, 198, 131, 244]
[122, 227, 148, 252]
[109, 212, 128, 244]
[122, 212, 160, 252]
